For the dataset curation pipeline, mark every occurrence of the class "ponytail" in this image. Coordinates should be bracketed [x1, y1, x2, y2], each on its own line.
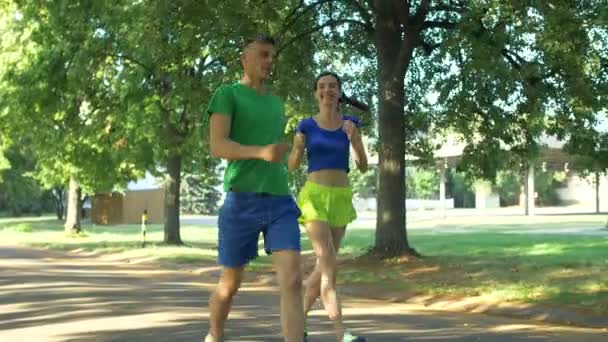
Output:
[340, 93, 369, 112]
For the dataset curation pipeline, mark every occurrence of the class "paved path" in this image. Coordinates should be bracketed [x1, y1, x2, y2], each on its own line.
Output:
[0, 246, 606, 341]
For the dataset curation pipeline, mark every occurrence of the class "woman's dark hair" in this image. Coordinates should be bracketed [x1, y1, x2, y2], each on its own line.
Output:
[314, 71, 342, 91]
[314, 71, 369, 112]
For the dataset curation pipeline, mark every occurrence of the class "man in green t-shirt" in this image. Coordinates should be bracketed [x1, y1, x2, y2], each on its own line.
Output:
[204, 34, 305, 342]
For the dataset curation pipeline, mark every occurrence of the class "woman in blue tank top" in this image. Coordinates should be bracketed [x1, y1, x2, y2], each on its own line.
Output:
[288, 71, 368, 342]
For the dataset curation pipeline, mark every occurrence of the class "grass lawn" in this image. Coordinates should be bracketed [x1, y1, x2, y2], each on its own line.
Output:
[1, 215, 607, 315]
[0, 217, 220, 263]
[339, 230, 608, 315]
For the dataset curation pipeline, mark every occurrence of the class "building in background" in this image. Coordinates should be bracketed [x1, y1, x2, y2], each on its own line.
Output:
[91, 173, 166, 225]
[357, 134, 607, 214]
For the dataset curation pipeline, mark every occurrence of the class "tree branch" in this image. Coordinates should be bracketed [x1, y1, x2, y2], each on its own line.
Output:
[283, 0, 305, 23]
[278, 0, 335, 40]
[501, 48, 532, 71]
[349, 0, 375, 30]
[414, 0, 431, 25]
[366, 0, 376, 13]
[203, 58, 222, 70]
[203, 57, 221, 70]
[423, 20, 458, 30]
[396, 0, 430, 69]
[276, 18, 369, 57]
[107, 53, 154, 75]
[160, 107, 184, 145]
[501, 48, 551, 86]
[177, 101, 193, 138]
[430, 2, 465, 14]
[418, 40, 441, 55]
[501, 48, 522, 69]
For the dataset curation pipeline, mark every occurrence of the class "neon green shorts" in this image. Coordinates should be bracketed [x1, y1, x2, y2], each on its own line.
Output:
[297, 181, 357, 227]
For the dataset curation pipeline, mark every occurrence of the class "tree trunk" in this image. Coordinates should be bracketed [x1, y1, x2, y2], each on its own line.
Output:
[372, 0, 420, 257]
[64, 177, 82, 235]
[439, 166, 447, 219]
[164, 153, 183, 245]
[525, 163, 535, 216]
[54, 187, 65, 221]
[595, 171, 600, 214]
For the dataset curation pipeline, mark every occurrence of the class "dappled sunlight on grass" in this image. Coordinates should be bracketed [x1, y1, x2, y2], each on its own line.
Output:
[336, 229, 608, 314]
[580, 281, 604, 293]
[521, 243, 566, 256]
[401, 265, 441, 277]
[338, 245, 367, 255]
[339, 270, 384, 284]
[483, 283, 559, 301]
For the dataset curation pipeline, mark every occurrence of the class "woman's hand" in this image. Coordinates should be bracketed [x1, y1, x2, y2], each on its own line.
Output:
[288, 132, 306, 171]
[342, 120, 359, 142]
[343, 120, 368, 173]
[293, 132, 306, 150]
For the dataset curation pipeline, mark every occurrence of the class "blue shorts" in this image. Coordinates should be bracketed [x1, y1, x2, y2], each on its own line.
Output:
[217, 191, 302, 268]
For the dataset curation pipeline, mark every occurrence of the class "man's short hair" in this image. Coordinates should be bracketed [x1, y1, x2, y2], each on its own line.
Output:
[242, 34, 276, 50]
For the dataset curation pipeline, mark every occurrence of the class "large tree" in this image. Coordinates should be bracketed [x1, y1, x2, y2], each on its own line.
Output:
[2, 0, 320, 243]
[281, 0, 606, 257]
[89, 1, 319, 244]
[1, 1, 149, 233]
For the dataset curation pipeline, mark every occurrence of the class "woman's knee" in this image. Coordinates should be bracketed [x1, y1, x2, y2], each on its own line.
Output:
[315, 242, 337, 262]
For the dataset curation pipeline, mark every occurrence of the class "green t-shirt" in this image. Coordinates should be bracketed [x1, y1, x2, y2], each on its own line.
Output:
[207, 83, 290, 195]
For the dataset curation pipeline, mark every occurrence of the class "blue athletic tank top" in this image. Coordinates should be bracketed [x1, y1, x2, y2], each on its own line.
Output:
[295, 115, 361, 173]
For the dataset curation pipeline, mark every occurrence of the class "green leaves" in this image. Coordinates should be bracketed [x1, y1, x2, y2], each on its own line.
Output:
[429, 2, 606, 180]
[1, 0, 322, 213]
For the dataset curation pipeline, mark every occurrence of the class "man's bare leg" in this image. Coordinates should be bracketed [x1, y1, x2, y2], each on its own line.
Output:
[205, 266, 244, 341]
[273, 250, 305, 342]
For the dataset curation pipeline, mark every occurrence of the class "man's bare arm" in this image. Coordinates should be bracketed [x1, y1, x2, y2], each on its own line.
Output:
[209, 113, 288, 163]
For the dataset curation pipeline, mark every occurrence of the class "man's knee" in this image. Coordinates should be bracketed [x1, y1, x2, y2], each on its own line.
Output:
[285, 270, 303, 291]
[216, 281, 240, 299]
[215, 268, 243, 300]
[273, 251, 303, 292]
